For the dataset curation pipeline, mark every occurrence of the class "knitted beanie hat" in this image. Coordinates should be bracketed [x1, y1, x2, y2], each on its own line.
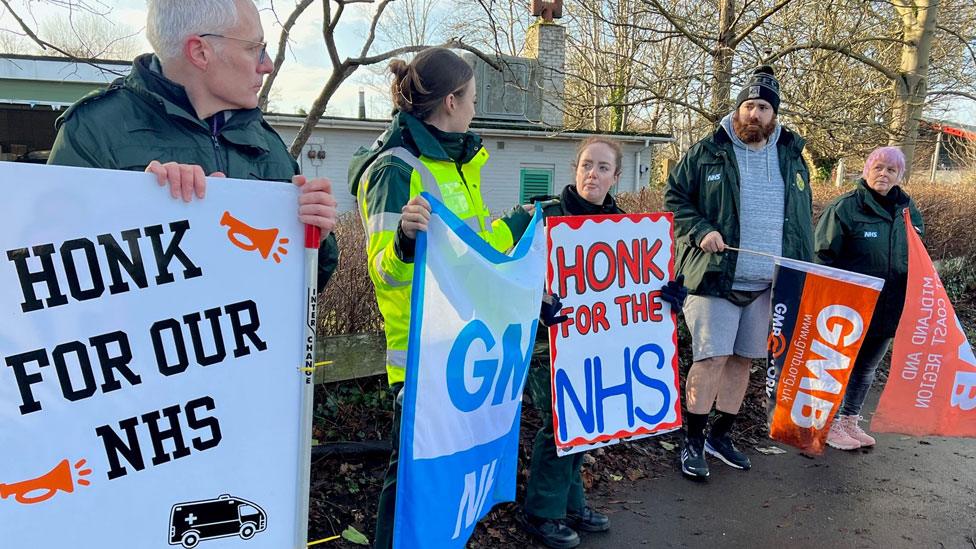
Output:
[736, 65, 780, 113]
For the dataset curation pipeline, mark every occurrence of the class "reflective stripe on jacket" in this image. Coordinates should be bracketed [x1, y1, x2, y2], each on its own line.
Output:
[350, 113, 529, 385]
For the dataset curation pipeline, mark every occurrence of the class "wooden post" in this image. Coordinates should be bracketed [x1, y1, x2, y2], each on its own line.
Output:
[930, 130, 943, 183]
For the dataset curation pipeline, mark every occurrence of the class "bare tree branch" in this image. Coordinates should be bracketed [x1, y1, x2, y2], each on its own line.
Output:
[732, 0, 793, 46]
[927, 89, 976, 101]
[1, 0, 78, 57]
[765, 41, 901, 81]
[288, 33, 498, 156]
[357, 0, 394, 57]
[644, 0, 714, 54]
[351, 37, 499, 69]
[259, 0, 315, 111]
[322, 0, 341, 68]
[936, 23, 976, 65]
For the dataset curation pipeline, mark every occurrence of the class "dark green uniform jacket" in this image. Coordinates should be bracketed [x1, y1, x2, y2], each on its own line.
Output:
[522, 184, 625, 520]
[47, 53, 337, 289]
[815, 180, 924, 338]
[531, 184, 625, 356]
[664, 124, 813, 297]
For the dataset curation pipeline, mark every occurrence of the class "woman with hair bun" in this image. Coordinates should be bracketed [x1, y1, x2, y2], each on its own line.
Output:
[347, 47, 534, 548]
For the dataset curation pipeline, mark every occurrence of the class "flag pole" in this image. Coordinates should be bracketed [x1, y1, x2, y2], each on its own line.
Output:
[297, 225, 321, 549]
[724, 245, 781, 260]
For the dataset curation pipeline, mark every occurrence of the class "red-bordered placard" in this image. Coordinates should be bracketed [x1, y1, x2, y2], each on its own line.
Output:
[545, 213, 681, 455]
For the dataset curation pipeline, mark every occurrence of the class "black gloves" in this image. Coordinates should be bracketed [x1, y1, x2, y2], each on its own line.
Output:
[393, 222, 417, 263]
[540, 293, 570, 327]
[541, 278, 683, 328]
[660, 274, 688, 309]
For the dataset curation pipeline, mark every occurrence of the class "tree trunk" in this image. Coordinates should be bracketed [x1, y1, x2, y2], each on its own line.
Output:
[710, 0, 735, 118]
[889, 0, 940, 179]
[289, 64, 355, 158]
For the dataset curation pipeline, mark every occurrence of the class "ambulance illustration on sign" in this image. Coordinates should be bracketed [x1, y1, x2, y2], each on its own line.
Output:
[168, 494, 267, 548]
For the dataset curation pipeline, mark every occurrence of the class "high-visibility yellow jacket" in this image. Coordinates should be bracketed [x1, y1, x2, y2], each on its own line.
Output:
[348, 112, 531, 385]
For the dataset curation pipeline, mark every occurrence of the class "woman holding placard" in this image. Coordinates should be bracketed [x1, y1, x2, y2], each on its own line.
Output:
[517, 137, 687, 548]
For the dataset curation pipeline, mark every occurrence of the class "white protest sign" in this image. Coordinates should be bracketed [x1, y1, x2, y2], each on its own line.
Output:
[0, 163, 307, 548]
[546, 213, 681, 456]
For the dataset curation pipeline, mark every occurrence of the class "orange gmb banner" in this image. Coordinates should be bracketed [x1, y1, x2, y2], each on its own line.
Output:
[872, 209, 976, 437]
[766, 258, 884, 454]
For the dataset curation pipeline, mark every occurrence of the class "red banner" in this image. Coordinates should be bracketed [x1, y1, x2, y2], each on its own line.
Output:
[871, 210, 976, 436]
[766, 258, 884, 454]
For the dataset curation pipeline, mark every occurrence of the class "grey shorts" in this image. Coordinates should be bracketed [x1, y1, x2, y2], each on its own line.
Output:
[682, 289, 771, 362]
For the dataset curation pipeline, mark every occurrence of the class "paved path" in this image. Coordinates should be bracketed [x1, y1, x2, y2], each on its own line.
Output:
[580, 401, 976, 548]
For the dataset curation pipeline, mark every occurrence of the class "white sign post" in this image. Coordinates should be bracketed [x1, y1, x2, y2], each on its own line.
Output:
[546, 213, 682, 456]
[0, 163, 310, 548]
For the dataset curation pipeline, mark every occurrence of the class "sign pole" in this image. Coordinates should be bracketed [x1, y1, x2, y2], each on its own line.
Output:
[296, 225, 321, 548]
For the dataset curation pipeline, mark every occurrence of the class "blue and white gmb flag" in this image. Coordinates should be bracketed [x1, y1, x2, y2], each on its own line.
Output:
[392, 193, 546, 548]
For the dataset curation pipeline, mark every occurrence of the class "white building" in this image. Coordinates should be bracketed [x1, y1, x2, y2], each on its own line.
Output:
[270, 114, 667, 214]
[0, 12, 671, 211]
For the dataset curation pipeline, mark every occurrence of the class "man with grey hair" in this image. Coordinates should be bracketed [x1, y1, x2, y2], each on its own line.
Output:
[665, 65, 813, 480]
[49, 0, 339, 288]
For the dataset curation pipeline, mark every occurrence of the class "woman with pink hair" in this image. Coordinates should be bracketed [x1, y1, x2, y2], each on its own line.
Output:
[814, 146, 925, 450]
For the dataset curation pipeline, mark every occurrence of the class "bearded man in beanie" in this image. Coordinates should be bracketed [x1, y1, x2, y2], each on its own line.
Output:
[664, 66, 813, 480]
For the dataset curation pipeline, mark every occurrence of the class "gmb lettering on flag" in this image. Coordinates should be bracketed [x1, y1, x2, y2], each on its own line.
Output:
[546, 214, 681, 457]
[872, 209, 976, 437]
[765, 257, 884, 454]
[392, 194, 546, 549]
[0, 163, 309, 548]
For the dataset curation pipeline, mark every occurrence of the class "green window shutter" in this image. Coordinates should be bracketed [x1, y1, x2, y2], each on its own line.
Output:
[519, 168, 553, 203]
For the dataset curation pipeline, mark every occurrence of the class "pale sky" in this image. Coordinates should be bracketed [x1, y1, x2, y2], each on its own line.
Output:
[0, 0, 397, 117]
[2, 1, 973, 125]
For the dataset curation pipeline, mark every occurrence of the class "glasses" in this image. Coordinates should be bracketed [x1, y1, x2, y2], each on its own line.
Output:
[199, 33, 269, 64]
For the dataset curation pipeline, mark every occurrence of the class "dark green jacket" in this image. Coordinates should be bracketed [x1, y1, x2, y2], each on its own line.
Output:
[815, 180, 924, 338]
[531, 184, 625, 361]
[48, 53, 337, 289]
[664, 124, 813, 297]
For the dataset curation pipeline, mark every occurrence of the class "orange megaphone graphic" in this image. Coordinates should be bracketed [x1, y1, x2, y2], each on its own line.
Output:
[220, 211, 290, 263]
[0, 458, 91, 505]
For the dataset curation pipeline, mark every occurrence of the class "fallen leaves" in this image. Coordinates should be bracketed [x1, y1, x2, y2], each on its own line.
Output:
[341, 525, 369, 545]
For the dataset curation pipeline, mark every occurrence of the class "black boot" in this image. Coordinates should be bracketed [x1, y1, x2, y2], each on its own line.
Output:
[681, 412, 709, 480]
[705, 411, 751, 470]
[566, 506, 610, 533]
[516, 511, 580, 549]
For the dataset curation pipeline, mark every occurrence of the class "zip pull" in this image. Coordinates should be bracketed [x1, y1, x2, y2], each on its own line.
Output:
[210, 134, 225, 174]
[209, 113, 226, 174]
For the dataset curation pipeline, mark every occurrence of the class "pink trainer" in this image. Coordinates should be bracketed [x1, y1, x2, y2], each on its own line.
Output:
[841, 415, 876, 447]
[826, 416, 861, 450]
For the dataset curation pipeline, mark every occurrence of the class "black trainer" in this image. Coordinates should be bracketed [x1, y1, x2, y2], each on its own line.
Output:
[566, 506, 610, 533]
[680, 435, 709, 480]
[515, 511, 580, 549]
[705, 432, 752, 470]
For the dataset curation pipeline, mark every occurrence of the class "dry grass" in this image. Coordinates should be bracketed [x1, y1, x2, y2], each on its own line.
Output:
[322, 179, 976, 336]
[814, 179, 975, 261]
[318, 212, 382, 336]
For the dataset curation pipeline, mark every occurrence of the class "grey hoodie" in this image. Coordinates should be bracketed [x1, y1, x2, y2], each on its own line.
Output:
[720, 112, 785, 291]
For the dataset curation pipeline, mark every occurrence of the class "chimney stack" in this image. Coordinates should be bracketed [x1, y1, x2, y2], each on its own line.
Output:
[523, 13, 566, 127]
